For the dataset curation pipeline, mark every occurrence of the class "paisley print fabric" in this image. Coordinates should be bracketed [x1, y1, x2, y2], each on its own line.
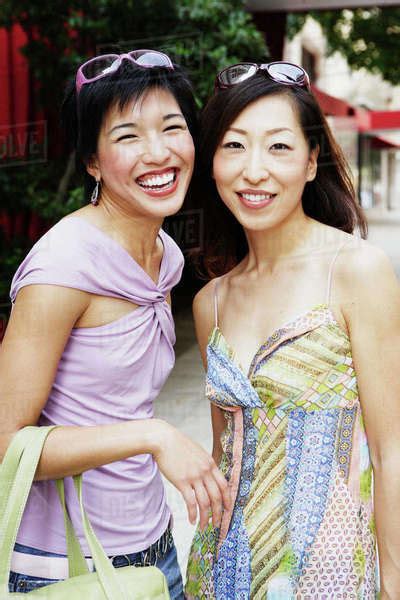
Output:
[185, 304, 378, 599]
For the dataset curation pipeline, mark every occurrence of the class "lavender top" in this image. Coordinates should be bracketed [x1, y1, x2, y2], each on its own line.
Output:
[10, 217, 184, 555]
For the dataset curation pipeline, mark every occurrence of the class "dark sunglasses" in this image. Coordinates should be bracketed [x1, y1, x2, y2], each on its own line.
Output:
[215, 61, 310, 91]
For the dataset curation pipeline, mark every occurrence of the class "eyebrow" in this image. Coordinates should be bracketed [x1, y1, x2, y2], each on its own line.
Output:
[227, 126, 294, 135]
[108, 113, 185, 135]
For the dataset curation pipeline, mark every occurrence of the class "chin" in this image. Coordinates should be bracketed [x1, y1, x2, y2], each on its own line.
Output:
[145, 195, 186, 219]
[237, 213, 288, 235]
[235, 203, 296, 233]
[242, 220, 277, 233]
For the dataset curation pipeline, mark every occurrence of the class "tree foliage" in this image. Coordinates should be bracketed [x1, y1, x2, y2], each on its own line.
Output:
[287, 7, 400, 86]
[0, 0, 267, 118]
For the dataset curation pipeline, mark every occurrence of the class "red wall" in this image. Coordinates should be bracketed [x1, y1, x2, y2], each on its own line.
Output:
[0, 24, 48, 341]
[0, 24, 29, 134]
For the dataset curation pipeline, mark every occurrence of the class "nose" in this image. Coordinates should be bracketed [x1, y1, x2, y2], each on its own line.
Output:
[243, 148, 269, 184]
[142, 135, 170, 165]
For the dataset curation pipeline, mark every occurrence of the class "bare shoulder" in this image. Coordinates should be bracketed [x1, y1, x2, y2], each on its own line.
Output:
[333, 237, 400, 329]
[192, 271, 233, 320]
[193, 278, 215, 307]
[337, 237, 397, 291]
[193, 278, 219, 330]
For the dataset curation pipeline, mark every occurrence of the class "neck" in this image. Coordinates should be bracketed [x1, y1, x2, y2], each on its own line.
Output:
[244, 205, 321, 274]
[95, 195, 163, 261]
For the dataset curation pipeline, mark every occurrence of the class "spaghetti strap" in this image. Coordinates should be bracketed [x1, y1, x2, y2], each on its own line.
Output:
[213, 279, 220, 328]
[326, 238, 349, 306]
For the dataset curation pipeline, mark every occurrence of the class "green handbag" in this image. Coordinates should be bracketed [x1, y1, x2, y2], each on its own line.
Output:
[0, 426, 171, 599]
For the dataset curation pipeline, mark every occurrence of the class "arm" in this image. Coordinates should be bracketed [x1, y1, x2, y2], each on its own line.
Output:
[193, 282, 226, 465]
[0, 284, 229, 528]
[341, 244, 400, 599]
[0, 284, 162, 479]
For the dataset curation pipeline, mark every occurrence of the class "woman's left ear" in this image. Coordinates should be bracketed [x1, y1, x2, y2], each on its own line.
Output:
[86, 156, 100, 181]
[306, 145, 319, 182]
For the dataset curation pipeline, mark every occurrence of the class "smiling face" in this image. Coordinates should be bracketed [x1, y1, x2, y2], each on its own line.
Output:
[87, 87, 195, 219]
[213, 93, 318, 232]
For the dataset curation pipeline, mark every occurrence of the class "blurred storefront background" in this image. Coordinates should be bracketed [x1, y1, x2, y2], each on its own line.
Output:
[247, 2, 400, 216]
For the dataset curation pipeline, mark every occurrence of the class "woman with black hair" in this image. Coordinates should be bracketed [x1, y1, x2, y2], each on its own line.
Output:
[0, 50, 229, 597]
[186, 62, 400, 598]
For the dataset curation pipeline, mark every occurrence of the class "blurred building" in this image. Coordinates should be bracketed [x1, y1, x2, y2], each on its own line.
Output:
[284, 16, 400, 214]
[248, 3, 400, 215]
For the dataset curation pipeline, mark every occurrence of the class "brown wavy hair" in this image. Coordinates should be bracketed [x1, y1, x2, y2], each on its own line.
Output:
[193, 74, 367, 279]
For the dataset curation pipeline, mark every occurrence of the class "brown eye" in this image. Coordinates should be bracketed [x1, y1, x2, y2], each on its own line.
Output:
[116, 134, 137, 142]
[271, 143, 290, 151]
[223, 141, 243, 149]
[164, 124, 185, 131]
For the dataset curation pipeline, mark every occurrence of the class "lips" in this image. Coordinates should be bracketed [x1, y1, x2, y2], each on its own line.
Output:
[136, 167, 176, 189]
[135, 167, 179, 198]
[237, 189, 277, 209]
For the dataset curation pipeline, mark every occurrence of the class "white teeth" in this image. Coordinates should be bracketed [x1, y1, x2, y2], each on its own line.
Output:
[241, 193, 274, 202]
[138, 170, 175, 188]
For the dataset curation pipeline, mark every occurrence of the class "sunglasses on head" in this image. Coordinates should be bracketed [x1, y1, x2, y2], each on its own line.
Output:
[215, 61, 310, 91]
[76, 49, 174, 94]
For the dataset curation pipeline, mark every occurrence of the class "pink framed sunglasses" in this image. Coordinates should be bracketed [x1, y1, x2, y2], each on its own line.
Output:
[216, 61, 310, 90]
[75, 49, 174, 94]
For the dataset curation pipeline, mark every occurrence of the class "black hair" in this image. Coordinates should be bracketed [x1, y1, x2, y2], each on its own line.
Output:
[195, 74, 367, 278]
[61, 59, 198, 200]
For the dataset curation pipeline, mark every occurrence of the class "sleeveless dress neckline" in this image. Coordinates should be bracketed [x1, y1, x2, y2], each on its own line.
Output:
[208, 303, 349, 380]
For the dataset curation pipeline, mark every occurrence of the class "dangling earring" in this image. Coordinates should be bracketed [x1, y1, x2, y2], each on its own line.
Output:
[91, 179, 100, 206]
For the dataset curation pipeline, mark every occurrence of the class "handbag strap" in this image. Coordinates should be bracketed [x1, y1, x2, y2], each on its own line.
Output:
[0, 427, 89, 578]
[0, 426, 57, 590]
[70, 474, 128, 599]
[55, 478, 90, 577]
[0, 427, 128, 600]
[0, 426, 38, 519]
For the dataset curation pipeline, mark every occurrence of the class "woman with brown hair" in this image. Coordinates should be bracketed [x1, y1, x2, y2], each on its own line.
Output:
[185, 62, 400, 598]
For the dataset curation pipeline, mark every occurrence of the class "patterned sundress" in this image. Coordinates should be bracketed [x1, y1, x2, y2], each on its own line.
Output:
[185, 252, 379, 599]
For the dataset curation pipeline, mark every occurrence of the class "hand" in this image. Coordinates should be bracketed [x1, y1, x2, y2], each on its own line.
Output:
[152, 420, 231, 530]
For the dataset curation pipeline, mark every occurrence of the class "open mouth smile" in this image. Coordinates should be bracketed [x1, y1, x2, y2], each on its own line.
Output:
[237, 190, 277, 208]
[136, 167, 178, 197]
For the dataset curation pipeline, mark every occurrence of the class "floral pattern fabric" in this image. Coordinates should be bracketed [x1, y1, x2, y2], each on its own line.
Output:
[185, 305, 378, 599]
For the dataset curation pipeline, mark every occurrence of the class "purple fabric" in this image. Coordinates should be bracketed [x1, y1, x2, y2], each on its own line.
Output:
[10, 217, 184, 555]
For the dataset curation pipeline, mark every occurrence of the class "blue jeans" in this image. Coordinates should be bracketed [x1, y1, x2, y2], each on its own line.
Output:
[9, 540, 184, 599]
